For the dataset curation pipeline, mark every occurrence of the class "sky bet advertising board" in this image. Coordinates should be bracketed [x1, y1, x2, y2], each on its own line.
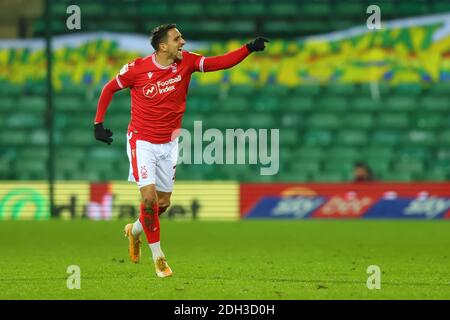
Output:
[240, 183, 450, 219]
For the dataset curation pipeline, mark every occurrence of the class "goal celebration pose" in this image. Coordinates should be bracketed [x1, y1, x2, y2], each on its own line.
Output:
[94, 24, 268, 277]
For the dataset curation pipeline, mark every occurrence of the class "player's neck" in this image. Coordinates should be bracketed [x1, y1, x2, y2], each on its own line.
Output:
[154, 52, 174, 67]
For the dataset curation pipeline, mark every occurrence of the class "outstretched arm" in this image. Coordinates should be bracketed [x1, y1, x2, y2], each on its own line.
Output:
[93, 78, 122, 145]
[201, 37, 269, 72]
[94, 78, 122, 124]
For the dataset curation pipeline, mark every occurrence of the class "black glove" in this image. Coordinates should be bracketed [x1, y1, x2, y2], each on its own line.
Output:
[94, 122, 113, 145]
[246, 37, 269, 52]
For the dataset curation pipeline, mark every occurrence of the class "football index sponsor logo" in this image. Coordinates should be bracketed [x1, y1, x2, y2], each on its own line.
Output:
[143, 75, 182, 98]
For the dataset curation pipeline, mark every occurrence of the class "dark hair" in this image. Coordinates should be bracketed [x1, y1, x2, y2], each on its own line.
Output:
[354, 161, 375, 181]
[150, 23, 177, 51]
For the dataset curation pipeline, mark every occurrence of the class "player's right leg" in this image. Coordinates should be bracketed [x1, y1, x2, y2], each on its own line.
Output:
[139, 185, 172, 278]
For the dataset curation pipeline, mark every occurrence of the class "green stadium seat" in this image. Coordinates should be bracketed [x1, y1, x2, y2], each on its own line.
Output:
[414, 113, 443, 130]
[279, 129, 299, 146]
[13, 159, 47, 180]
[292, 85, 321, 96]
[294, 21, 331, 34]
[345, 113, 374, 129]
[364, 145, 394, 160]
[297, 146, 325, 161]
[383, 171, 415, 182]
[352, 96, 382, 112]
[300, 2, 332, 17]
[253, 95, 279, 112]
[205, 3, 234, 17]
[393, 84, 423, 96]
[173, 2, 203, 17]
[30, 129, 49, 145]
[385, 96, 417, 112]
[290, 160, 321, 175]
[281, 113, 304, 129]
[54, 96, 82, 111]
[335, 1, 365, 15]
[393, 159, 425, 175]
[336, 130, 368, 146]
[80, 3, 104, 16]
[277, 171, 310, 182]
[227, 21, 256, 34]
[312, 172, 344, 183]
[6, 113, 44, 129]
[282, 96, 314, 112]
[366, 159, 391, 178]
[18, 96, 46, 113]
[0, 97, 15, 111]
[420, 96, 450, 112]
[237, 2, 266, 17]
[89, 148, 122, 162]
[432, 2, 450, 13]
[372, 130, 403, 146]
[424, 168, 449, 182]
[376, 113, 410, 129]
[268, 3, 299, 17]
[397, 1, 429, 15]
[323, 161, 354, 175]
[228, 85, 255, 97]
[307, 113, 341, 129]
[17, 148, 48, 162]
[263, 21, 293, 35]
[427, 82, 450, 94]
[246, 114, 277, 128]
[396, 146, 430, 161]
[0, 131, 29, 146]
[188, 96, 217, 112]
[326, 84, 357, 96]
[328, 147, 360, 162]
[436, 148, 450, 161]
[404, 130, 436, 147]
[439, 130, 450, 146]
[303, 130, 333, 146]
[264, 85, 290, 97]
[139, 3, 168, 16]
[196, 21, 229, 35]
[63, 130, 94, 146]
[55, 147, 87, 162]
[206, 113, 243, 129]
[318, 96, 349, 113]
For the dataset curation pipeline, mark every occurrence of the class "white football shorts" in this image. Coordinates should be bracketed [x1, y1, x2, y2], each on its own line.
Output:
[126, 131, 178, 192]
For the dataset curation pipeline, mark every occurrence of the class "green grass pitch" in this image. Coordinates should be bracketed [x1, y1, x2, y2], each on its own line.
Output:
[0, 220, 448, 299]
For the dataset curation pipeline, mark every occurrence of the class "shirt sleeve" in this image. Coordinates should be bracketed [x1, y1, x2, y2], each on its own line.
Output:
[116, 60, 137, 88]
[181, 51, 204, 73]
[200, 45, 250, 72]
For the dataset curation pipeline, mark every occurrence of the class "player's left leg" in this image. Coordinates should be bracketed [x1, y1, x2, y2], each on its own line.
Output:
[156, 191, 172, 216]
[155, 138, 178, 216]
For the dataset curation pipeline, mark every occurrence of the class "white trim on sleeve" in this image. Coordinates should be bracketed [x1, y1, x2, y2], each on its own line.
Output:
[199, 56, 205, 72]
[116, 75, 124, 89]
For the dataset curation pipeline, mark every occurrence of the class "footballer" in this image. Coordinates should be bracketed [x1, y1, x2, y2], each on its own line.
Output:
[94, 24, 268, 277]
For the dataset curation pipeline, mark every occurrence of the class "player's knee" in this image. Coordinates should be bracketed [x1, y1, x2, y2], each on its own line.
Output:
[158, 199, 170, 216]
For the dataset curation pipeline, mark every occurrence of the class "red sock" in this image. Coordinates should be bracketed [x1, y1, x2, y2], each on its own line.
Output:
[139, 202, 160, 244]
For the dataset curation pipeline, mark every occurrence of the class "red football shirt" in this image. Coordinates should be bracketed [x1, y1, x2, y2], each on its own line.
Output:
[116, 51, 204, 144]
